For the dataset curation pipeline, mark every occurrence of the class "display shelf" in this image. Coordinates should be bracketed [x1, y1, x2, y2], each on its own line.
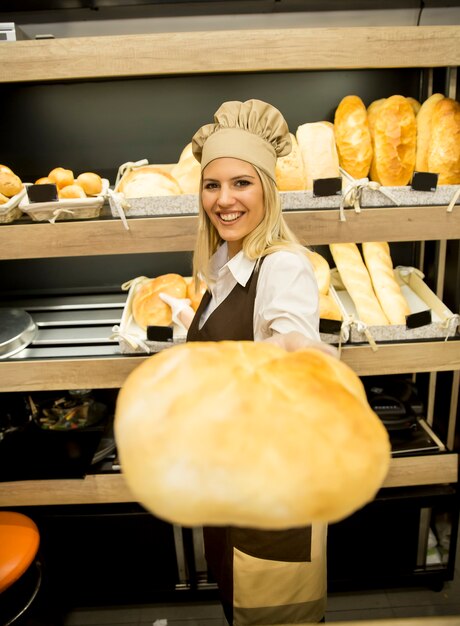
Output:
[1, 26, 458, 84]
[0, 340, 458, 392]
[0, 453, 456, 507]
[1, 204, 459, 260]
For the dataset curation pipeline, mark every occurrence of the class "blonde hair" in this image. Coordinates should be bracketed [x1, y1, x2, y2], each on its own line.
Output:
[192, 164, 307, 286]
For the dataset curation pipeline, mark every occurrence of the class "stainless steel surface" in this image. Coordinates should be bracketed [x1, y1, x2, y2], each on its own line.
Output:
[1, 293, 126, 359]
[0, 308, 38, 359]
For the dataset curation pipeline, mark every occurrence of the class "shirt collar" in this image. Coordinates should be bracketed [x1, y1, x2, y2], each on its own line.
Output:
[209, 243, 257, 287]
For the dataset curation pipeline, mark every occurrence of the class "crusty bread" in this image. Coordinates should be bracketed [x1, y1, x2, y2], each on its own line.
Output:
[427, 97, 460, 184]
[329, 243, 389, 326]
[0, 164, 13, 174]
[58, 184, 87, 199]
[334, 95, 373, 179]
[171, 143, 201, 194]
[35, 177, 54, 185]
[132, 273, 187, 329]
[296, 122, 340, 190]
[369, 95, 416, 186]
[319, 293, 342, 321]
[415, 93, 445, 172]
[48, 167, 74, 189]
[275, 133, 307, 191]
[185, 277, 207, 312]
[76, 172, 103, 196]
[406, 97, 421, 117]
[115, 341, 390, 528]
[118, 165, 182, 198]
[307, 250, 330, 295]
[362, 242, 410, 325]
[0, 171, 23, 197]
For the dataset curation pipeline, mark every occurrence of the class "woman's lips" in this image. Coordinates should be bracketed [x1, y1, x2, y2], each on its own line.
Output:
[218, 212, 243, 223]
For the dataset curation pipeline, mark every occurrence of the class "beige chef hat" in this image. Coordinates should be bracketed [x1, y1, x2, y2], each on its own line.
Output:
[192, 99, 292, 181]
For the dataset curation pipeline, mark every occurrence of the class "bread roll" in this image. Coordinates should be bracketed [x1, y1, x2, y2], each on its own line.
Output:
[186, 278, 207, 312]
[0, 192, 9, 205]
[76, 172, 103, 195]
[362, 242, 410, 325]
[415, 93, 445, 172]
[171, 143, 201, 194]
[406, 97, 421, 116]
[0, 172, 23, 197]
[115, 341, 390, 528]
[296, 122, 340, 190]
[275, 133, 307, 191]
[319, 293, 342, 321]
[307, 250, 330, 295]
[329, 243, 389, 326]
[118, 166, 182, 198]
[35, 177, 54, 185]
[58, 184, 87, 199]
[369, 95, 416, 186]
[48, 167, 74, 189]
[0, 164, 13, 174]
[334, 95, 373, 179]
[132, 273, 187, 329]
[427, 97, 460, 184]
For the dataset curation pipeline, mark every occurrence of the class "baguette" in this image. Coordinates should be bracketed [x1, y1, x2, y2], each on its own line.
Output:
[329, 243, 389, 326]
[427, 97, 460, 184]
[319, 293, 342, 321]
[307, 249, 330, 295]
[362, 242, 410, 325]
[334, 95, 373, 179]
[415, 93, 445, 172]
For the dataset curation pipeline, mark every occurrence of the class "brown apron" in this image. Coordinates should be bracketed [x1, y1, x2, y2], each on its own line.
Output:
[187, 259, 327, 625]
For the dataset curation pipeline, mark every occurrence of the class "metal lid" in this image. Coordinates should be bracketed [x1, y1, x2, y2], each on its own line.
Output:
[0, 308, 37, 359]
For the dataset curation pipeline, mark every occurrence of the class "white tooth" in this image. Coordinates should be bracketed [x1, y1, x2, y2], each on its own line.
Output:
[221, 213, 240, 222]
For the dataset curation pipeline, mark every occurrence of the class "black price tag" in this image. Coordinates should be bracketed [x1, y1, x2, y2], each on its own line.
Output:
[146, 325, 174, 342]
[411, 172, 438, 192]
[319, 318, 342, 335]
[27, 183, 58, 203]
[313, 177, 342, 197]
[406, 309, 432, 329]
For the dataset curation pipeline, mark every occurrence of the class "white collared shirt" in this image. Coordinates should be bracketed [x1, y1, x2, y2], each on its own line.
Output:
[199, 242, 320, 341]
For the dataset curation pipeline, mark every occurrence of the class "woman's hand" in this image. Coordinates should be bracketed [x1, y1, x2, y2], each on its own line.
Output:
[264, 331, 339, 358]
[158, 293, 195, 331]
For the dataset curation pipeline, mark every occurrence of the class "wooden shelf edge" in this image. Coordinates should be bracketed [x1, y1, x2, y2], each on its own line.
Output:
[0, 205, 458, 259]
[1, 26, 458, 83]
[0, 454, 456, 507]
[0, 341, 458, 392]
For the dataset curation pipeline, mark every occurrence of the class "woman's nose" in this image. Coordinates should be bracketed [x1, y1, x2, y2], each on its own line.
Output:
[217, 185, 235, 207]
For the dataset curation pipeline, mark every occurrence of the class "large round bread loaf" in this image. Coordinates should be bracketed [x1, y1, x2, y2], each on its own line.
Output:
[369, 95, 416, 186]
[118, 166, 182, 198]
[428, 97, 460, 184]
[275, 133, 307, 191]
[132, 273, 187, 329]
[115, 341, 391, 529]
[334, 95, 373, 179]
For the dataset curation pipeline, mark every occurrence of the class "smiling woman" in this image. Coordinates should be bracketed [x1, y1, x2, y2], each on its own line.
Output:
[152, 99, 334, 625]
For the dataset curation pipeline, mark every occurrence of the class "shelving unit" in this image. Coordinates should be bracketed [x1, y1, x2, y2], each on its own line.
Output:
[0, 27, 459, 597]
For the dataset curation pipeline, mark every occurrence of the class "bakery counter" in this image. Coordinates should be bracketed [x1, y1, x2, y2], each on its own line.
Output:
[0, 204, 459, 260]
[0, 453, 457, 507]
[0, 340, 458, 392]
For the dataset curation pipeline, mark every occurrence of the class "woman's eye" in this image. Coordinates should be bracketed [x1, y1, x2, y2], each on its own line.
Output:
[204, 182, 219, 190]
[235, 179, 251, 187]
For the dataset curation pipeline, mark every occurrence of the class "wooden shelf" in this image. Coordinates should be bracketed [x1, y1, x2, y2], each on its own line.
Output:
[0, 453, 456, 507]
[1, 26, 458, 84]
[1, 205, 459, 260]
[0, 340, 458, 392]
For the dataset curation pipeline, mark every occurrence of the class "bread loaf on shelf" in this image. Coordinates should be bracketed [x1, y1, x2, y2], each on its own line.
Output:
[171, 143, 201, 194]
[115, 340, 390, 528]
[132, 273, 187, 329]
[48, 167, 74, 189]
[362, 242, 410, 325]
[0, 171, 23, 197]
[329, 242, 389, 326]
[415, 93, 445, 173]
[334, 95, 373, 179]
[307, 249, 330, 295]
[275, 133, 306, 191]
[427, 97, 460, 185]
[296, 122, 340, 190]
[406, 97, 421, 116]
[319, 293, 342, 321]
[368, 95, 416, 186]
[118, 165, 182, 198]
[185, 277, 207, 312]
